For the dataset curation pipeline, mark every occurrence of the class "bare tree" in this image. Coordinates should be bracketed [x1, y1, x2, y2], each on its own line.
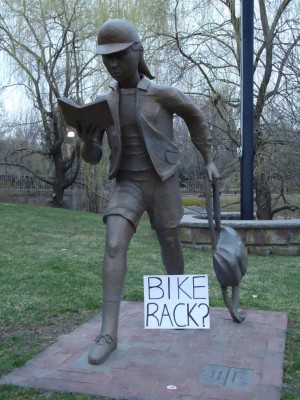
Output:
[153, 0, 300, 219]
[0, 0, 170, 207]
[0, 0, 107, 206]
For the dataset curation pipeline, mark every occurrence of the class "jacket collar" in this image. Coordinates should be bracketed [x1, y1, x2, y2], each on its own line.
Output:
[109, 75, 151, 92]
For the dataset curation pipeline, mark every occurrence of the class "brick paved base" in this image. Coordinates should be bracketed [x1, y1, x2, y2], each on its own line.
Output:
[0, 302, 287, 400]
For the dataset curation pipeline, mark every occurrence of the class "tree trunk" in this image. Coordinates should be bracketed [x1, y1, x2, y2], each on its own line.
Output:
[254, 171, 272, 219]
[51, 150, 67, 208]
[51, 185, 65, 208]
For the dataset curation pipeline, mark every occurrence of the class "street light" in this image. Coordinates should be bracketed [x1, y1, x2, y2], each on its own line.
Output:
[66, 130, 75, 157]
[67, 130, 75, 138]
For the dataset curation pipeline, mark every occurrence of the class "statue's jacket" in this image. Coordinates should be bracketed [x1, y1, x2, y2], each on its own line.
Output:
[97, 76, 213, 182]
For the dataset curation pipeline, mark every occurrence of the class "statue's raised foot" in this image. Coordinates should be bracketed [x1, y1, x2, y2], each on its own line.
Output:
[88, 334, 117, 365]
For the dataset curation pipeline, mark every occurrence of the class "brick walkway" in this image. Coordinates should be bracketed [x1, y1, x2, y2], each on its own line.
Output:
[0, 302, 287, 400]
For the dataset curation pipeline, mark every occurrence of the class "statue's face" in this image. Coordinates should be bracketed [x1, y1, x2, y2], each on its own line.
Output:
[102, 46, 140, 83]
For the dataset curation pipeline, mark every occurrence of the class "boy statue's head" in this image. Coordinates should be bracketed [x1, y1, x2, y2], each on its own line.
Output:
[96, 19, 154, 80]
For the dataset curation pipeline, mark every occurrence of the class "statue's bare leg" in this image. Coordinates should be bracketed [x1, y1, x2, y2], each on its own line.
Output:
[156, 226, 184, 275]
[88, 215, 135, 365]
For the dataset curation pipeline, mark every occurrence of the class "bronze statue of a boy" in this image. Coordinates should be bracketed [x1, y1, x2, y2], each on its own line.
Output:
[77, 19, 219, 365]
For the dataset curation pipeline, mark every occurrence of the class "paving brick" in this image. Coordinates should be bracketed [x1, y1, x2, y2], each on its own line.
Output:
[263, 350, 285, 368]
[242, 357, 264, 372]
[48, 369, 113, 385]
[255, 384, 282, 400]
[261, 364, 283, 387]
[0, 302, 287, 400]
[214, 330, 234, 342]
[268, 335, 287, 352]
[202, 387, 256, 400]
[247, 342, 267, 358]
[207, 341, 230, 354]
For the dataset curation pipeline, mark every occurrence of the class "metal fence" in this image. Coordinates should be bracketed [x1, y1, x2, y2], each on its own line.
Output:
[180, 183, 206, 197]
[0, 175, 82, 190]
[0, 174, 207, 197]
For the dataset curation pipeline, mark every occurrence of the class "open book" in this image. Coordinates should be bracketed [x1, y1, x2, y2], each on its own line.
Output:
[58, 97, 114, 130]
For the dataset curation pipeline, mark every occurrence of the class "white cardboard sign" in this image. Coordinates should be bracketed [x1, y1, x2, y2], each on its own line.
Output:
[144, 275, 210, 329]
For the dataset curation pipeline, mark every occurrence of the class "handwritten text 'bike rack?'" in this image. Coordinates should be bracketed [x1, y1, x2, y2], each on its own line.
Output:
[144, 275, 210, 329]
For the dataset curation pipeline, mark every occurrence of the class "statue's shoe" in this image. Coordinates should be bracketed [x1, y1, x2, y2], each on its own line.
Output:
[88, 334, 117, 365]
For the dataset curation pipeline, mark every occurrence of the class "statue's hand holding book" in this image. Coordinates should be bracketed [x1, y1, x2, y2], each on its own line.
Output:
[58, 97, 114, 140]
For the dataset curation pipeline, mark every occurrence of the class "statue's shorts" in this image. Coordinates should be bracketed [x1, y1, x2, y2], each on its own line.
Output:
[103, 169, 183, 231]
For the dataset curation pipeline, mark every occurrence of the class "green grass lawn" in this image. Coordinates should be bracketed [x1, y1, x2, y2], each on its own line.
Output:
[0, 203, 299, 399]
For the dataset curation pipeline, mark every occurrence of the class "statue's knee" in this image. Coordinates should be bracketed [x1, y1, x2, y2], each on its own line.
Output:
[106, 236, 128, 258]
[106, 240, 119, 258]
[161, 233, 180, 249]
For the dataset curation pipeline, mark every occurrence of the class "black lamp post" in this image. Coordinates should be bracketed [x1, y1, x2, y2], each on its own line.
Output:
[240, 0, 254, 220]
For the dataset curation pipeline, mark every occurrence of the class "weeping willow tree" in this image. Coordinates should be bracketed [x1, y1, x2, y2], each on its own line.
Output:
[0, 0, 169, 207]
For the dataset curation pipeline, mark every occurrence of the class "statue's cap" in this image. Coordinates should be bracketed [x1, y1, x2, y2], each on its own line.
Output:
[96, 19, 140, 55]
